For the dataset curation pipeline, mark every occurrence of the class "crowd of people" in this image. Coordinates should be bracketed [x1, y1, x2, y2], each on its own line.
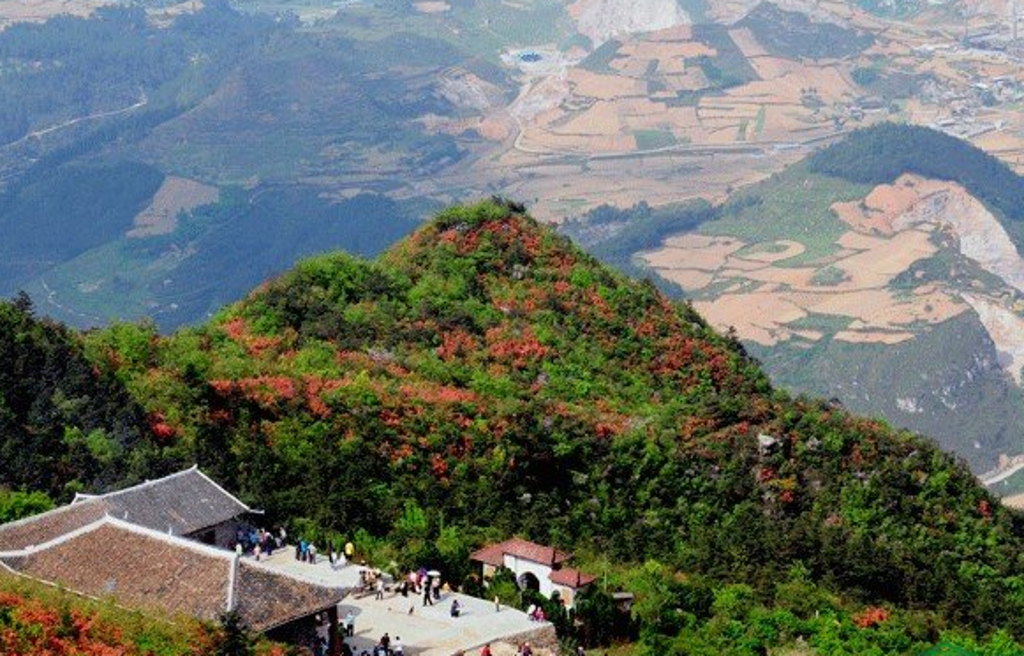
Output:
[234, 526, 285, 560]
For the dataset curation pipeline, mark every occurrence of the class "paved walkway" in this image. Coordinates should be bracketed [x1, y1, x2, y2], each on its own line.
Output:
[259, 549, 547, 656]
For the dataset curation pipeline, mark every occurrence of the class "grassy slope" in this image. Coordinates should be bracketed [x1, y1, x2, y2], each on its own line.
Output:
[20, 189, 426, 331]
[699, 162, 872, 266]
[0, 6, 491, 330]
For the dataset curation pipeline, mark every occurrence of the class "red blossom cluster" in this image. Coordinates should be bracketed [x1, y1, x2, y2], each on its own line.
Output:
[478, 218, 543, 260]
[399, 383, 478, 406]
[853, 606, 890, 628]
[219, 317, 282, 357]
[485, 325, 548, 368]
[0, 591, 130, 656]
[303, 377, 332, 418]
[238, 376, 296, 404]
[148, 412, 177, 442]
[437, 330, 479, 361]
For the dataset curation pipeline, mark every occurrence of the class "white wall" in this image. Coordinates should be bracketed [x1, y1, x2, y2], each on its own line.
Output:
[504, 554, 555, 597]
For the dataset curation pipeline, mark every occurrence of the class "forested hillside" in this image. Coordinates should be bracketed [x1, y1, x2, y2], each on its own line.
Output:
[0, 294, 168, 500]
[11, 199, 1009, 652]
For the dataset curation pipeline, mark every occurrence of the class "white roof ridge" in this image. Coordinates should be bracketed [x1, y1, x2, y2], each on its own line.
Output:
[99, 515, 238, 560]
[0, 514, 237, 562]
[226, 553, 239, 612]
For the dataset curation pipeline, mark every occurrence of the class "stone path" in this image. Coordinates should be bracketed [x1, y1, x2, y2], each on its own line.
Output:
[259, 549, 551, 656]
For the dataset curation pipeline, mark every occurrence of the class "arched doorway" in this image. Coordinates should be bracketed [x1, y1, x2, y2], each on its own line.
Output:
[517, 571, 540, 592]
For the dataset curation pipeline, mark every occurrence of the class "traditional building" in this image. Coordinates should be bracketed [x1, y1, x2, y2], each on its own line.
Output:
[0, 467, 348, 654]
[471, 537, 597, 607]
[0, 466, 254, 552]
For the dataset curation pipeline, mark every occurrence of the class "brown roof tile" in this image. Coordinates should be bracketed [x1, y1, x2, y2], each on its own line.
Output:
[0, 500, 110, 552]
[548, 567, 597, 589]
[234, 562, 342, 631]
[1, 521, 231, 621]
[470, 538, 571, 567]
[469, 543, 507, 567]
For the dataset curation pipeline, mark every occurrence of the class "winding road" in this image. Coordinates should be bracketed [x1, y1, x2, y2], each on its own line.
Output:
[1, 90, 148, 149]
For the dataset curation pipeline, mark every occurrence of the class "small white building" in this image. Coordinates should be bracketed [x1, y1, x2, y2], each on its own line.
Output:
[471, 537, 596, 608]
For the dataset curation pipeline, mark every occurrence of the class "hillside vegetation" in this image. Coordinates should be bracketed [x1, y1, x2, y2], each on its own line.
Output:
[22, 199, 1018, 652]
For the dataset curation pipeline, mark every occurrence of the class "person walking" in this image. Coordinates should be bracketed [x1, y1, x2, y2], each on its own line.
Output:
[393, 636, 404, 656]
[375, 577, 385, 600]
[422, 578, 434, 606]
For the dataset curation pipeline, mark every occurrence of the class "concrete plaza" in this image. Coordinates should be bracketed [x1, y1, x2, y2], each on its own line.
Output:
[260, 549, 551, 656]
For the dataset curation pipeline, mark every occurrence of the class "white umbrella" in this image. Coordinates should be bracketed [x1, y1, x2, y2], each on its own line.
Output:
[427, 569, 441, 577]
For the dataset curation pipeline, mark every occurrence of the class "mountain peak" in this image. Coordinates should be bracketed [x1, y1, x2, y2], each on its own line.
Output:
[69, 199, 1020, 640]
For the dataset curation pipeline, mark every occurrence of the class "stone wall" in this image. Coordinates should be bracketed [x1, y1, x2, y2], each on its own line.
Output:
[457, 623, 560, 656]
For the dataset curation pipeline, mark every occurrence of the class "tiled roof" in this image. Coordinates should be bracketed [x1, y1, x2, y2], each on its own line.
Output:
[470, 538, 571, 567]
[0, 518, 346, 632]
[233, 561, 344, 631]
[0, 500, 109, 552]
[548, 567, 597, 589]
[77, 466, 252, 536]
[0, 466, 251, 551]
[0, 520, 234, 622]
[469, 543, 506, 567]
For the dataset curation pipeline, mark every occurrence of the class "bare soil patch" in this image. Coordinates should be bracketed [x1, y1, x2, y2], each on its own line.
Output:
[129, 176, 219, 238]
[834, 330, 915, 344]
[413, 0, 449, 12]
[0, 0, 108, 28]
[568, 69, 647, 99]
